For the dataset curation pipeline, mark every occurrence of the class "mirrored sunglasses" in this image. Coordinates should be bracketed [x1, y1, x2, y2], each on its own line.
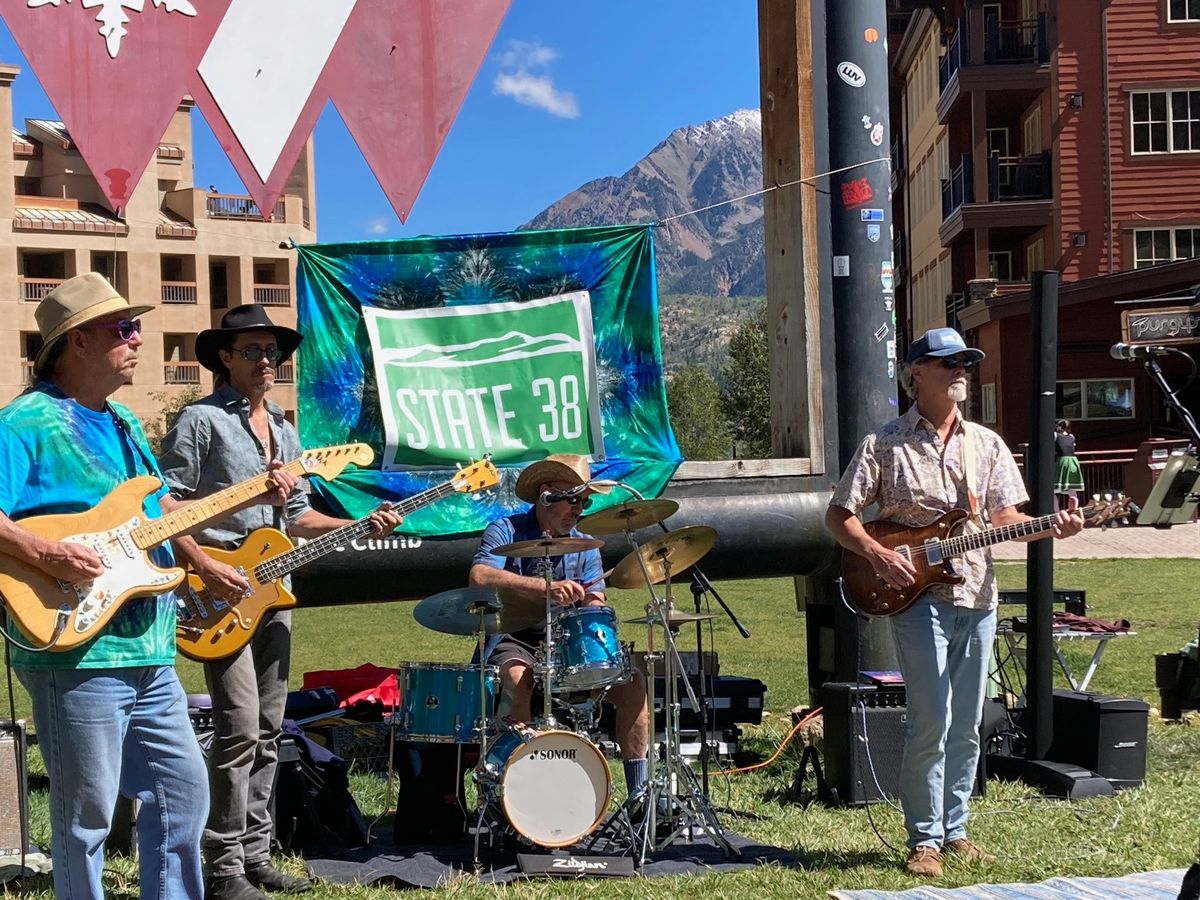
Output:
[235, 345, 284, 364]
[924, 355, 977, 370]
[80, 318, 141, 342]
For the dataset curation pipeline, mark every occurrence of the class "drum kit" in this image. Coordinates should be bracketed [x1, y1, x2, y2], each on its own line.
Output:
[401, 495, 737, 862]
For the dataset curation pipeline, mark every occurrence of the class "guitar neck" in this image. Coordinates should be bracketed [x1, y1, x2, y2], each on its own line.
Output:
[253, 480, 458, 582]
[132, 457, 315, 550]
[939, 506, 1097, 558]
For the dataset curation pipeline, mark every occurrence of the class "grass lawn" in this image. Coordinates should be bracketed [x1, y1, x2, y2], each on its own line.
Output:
[6, 557, 1200, 898]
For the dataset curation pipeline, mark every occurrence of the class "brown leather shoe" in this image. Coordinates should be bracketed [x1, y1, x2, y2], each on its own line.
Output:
[943, 838, 997, 863]
[905, 845, 943, 877]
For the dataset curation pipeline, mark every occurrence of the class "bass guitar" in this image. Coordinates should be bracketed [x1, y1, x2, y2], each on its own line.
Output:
[841, 500, 1124, 618]
[176, 457, 500, 661]
[0, 444, 373, 651]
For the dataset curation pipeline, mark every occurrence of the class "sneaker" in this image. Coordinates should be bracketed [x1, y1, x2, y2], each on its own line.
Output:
[205, 875, 270, 900]
[904, 845, 943, 877]
[244, 862, 313, 893]
[943, 838, 997, 863]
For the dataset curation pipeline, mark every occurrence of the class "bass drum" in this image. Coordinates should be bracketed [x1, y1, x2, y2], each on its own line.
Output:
[483, 726, 612, 848]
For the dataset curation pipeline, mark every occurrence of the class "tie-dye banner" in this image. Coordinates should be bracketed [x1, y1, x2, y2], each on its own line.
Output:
[295, 225, 681, 537]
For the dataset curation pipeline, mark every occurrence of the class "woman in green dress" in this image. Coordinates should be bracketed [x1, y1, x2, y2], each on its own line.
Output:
[1054, 419, 1084, 510]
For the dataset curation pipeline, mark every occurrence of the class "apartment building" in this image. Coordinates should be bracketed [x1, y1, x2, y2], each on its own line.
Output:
[890, 1, 1200, 450]
[0, 64, 317, 427]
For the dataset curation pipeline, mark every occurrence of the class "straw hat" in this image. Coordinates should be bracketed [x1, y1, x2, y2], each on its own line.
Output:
[34, 272, 154, 376]
[195, 304, 302, 377]
[514, 454, 611, 504]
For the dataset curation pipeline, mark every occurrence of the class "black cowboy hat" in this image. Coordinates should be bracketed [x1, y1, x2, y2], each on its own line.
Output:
[195, 304, 303, 376]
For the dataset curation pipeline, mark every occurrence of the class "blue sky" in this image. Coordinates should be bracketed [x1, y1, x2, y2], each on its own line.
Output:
[0, 2, 761, 242]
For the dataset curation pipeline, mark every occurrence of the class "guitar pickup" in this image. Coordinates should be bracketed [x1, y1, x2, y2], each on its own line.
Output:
[923, 539, 944, 565]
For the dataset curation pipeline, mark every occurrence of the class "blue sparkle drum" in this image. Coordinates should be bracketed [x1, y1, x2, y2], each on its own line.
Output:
[551, 606, 631, 692]
[394, 662, 497, 744]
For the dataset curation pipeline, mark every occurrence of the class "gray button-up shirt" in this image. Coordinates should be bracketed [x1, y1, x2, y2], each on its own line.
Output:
[158, 383, 310, 549]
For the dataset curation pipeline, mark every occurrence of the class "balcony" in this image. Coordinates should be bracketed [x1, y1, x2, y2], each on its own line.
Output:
[940, 152, 1053, 246]
[161, 281, 197, 304]
[253, 284, 291, 306]
[164, 362, 201, 385]
[275, 362, 295, 384]
[205, 193, 287, 222]
[987, 152, 1051, 202]
[941, 155, 975, 220]
[20, 276, 64, 301]
[938, 12, 1050, 123]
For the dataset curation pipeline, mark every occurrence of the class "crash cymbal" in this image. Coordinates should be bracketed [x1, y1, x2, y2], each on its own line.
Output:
[607, 525, 717, 589]
[578, 499, 680, 535]
[492, 536, 605, 558]
[624, 610, 719, 626]
[413, 587, 544, 636]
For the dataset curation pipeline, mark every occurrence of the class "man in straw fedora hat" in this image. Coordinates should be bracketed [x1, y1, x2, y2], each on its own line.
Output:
[0, 272, 209, 898]
[469, 453, 650, 799]
[158, 304, 401, 900]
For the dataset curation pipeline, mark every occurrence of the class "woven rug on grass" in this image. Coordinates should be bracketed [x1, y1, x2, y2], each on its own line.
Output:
[829, 868, 1189, 900]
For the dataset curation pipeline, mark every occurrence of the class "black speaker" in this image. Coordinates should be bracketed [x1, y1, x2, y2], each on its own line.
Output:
[819, 683, 908, 806]
[1046, 689, 1148, 789]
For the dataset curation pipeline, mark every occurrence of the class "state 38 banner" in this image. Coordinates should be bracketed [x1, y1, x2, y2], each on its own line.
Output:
[295, 225, 682, 536]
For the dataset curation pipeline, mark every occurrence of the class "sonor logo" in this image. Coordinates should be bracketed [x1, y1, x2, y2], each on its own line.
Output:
[535, 748, 578, 761]
[837, 61, 866, 88]
[551, 857, 609, 871]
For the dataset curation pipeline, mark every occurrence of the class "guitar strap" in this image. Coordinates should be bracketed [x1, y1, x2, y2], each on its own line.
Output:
[108, 405, 159, 480]
[959, 419, 985, 528]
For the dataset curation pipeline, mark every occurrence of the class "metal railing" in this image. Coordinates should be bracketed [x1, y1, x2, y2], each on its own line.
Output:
[941, 154, 974, 219]
[161, 281, 197, 304]
[205, 193, 287, 221]
[253, 284, 290, 306]
[164, 362, 201, 385]
[939, 22, 965, 91]
[275, 362, 295, 383]
[21, 360, 35, 386]
[20, 276, 64, 301]
[1013, 448, 1136, 497]
[984, 13, 1048, 65]
[987, 152, 1052, 202]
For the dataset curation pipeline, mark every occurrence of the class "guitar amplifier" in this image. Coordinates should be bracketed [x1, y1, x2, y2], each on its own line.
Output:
[0, 720, 29, 857]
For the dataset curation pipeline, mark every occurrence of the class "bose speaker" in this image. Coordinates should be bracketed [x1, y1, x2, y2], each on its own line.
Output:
[0, 720, 28, 858]
[1046, 689, 1148, 789]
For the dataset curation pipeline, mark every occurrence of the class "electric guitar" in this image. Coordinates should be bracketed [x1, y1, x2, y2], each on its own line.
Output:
[176, 457, 500, 662]
[840, 500, 1126, 618]
[0, 444, 374, 651]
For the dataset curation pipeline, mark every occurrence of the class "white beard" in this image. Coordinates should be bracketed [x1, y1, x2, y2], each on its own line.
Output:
[949, 382, 968, 404]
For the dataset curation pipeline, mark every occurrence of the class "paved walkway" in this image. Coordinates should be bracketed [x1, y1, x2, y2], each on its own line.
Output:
[991, 520, 1199, 560]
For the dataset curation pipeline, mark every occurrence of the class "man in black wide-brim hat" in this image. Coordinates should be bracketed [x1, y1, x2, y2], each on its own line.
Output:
[159, 305, 402, 900]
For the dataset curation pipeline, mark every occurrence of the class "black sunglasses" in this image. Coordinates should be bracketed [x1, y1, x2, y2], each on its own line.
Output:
[924, 355, 977, 370]
[80, 318, 141, 342]
[233, 345, 284, 364]
[557, 495, 592, 509]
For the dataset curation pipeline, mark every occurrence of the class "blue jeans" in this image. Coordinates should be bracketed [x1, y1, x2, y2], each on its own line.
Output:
[891, 596, 996, 849]
[18, 665, 209, 900]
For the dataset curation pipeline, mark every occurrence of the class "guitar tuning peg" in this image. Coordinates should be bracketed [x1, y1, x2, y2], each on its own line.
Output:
[456, 462, 463, 471]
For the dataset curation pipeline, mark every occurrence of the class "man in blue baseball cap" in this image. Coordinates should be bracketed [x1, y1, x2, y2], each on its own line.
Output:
[827, 326, 1083, 877]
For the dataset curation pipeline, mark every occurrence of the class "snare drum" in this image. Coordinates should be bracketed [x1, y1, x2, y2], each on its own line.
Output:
[395, 662, 497, 744]
[552, 606, 631, 691]
[482, 725, 612, 847]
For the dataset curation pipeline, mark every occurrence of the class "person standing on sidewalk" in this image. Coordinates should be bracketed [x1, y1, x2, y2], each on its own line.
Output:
[1054, 419, 1084, 511]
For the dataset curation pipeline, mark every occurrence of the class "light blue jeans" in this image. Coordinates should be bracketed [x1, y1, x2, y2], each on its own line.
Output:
[891, 596, 996, 849]
[18, 665, 209, 900]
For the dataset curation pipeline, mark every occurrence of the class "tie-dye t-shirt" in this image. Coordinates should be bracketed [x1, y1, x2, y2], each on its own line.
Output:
[0, 384, 177, 670]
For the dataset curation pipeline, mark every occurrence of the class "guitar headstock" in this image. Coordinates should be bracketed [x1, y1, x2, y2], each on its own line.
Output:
[1084, 495, 1133, 528]
[453, 457, 501, 494]
[299, 444, 376, 480]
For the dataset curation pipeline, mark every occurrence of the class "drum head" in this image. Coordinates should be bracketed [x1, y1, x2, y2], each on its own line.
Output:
[499, 730, 610, 847]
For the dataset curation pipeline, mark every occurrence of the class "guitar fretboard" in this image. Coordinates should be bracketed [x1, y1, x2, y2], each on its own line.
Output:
[937, 505, 1100, 559]
[253, 481, 459, 582]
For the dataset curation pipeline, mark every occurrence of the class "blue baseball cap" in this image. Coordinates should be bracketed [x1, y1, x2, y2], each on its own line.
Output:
[905, 327, 986, 364]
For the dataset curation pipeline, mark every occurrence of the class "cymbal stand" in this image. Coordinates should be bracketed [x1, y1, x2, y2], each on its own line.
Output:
[534, 549, 559, 728]
[469, 596, 499, 864]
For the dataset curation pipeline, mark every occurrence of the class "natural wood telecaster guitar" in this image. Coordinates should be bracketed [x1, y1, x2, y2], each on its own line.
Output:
[175, 457, 500, 662]
[0, 444, 374, 651]
[841, 500, 1124, 618]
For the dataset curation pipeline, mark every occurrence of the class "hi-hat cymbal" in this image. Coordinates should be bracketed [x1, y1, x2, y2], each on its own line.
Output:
[578, 499, 680, 535]
[413, 587, 544, 636]
[492, 536, 604, 558]
[624, 610, 719, 626]
[607, 525, 717, 589]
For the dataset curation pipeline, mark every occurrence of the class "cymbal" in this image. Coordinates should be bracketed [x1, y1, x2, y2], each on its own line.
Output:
[624, 610, 719, 626]
[492, 536, 604, 558]
[413, 587, 544, 636]
[578, 499, 680, 535]
[607, 525, 717, 589]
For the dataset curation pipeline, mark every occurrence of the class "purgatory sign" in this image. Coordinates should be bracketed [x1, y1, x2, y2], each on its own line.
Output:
[364, 292, 603, 470]
[1121, 307, 1200, 346]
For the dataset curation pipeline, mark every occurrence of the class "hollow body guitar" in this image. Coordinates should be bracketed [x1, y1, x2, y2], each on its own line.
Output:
[176, 457, 499, 662]
[0, 444, 374, 651]
[841, 502, 1115, 617]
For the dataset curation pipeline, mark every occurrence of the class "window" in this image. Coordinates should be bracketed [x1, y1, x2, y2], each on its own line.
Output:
[1057, 379, 1135, 420]
[1133, 227, 1200, 267]
[981, 382, 997, 424]
[1169, 0, 1200, 22]
[1026, 237, 1045, 274]
[1131, 89, 1200, 153]
[989, 251, 1013, 281]
[1022, 103, 1042, 154]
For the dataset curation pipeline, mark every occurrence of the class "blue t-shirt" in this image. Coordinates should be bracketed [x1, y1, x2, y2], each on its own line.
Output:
[472, 509, 605, 646]
[0, 384, 176, 670]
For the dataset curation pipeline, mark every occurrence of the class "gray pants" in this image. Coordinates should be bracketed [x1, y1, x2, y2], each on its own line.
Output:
[202, 609, 291, 878]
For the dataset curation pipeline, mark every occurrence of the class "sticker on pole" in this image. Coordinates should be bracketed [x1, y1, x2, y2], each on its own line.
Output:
[836, 61, 866, 88]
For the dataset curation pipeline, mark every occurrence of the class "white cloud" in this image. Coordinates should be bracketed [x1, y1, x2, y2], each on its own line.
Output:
[492, 40, 579, 119]
[364, 217, 390, 236]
